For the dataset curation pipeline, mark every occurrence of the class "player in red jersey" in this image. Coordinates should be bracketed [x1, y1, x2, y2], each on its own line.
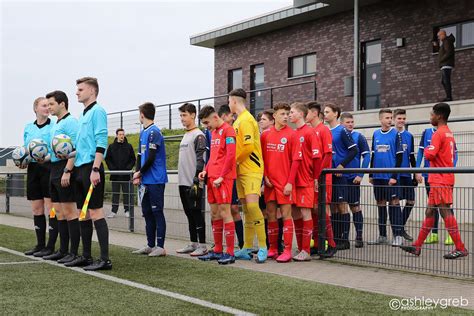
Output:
[261, 103, 301, 262]
[401, 102, 468, 259]
[306, 101, 337, 258]
[197, 106, 237, 264]
[289, 102, 321, 261]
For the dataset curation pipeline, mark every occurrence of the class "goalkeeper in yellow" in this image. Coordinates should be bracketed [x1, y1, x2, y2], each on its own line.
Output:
[228, 88, 267, 263]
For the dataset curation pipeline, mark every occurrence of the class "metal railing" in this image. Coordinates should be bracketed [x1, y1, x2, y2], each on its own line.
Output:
[317, 167, 474, 278]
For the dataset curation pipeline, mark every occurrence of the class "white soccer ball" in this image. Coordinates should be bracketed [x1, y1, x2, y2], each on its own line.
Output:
[12, 146, 32, 167]
[52, 134, 73, 158]
[28, 139, 49, 161]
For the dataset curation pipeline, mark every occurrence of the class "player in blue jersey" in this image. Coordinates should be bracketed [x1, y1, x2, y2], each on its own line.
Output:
[340, 112, 370, 248]
[132, 102, 169, 257]
[393, 109, 416, 242]
[67, 77, 111, 271]
[23, 97, 56, 257]
[368, 109, 404, 247]
[43, 91, 81, 263]
[415, 127, 456, 245]
[323, 104, 358, 250]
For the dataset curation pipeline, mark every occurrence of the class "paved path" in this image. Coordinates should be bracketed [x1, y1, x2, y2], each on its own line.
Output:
[1, 213, 473, 310]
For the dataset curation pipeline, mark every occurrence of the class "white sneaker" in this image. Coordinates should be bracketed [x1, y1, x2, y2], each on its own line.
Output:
[176, 243, 197, 254]
[392, 236, 403, 247]
[107, 212, 116, 218]
[125, 212, 130, 218]
[190, 244, 208, 257]
[132, 246, 153, 254]
[293, 250, 311, 261]
[149, 247, 166, 257]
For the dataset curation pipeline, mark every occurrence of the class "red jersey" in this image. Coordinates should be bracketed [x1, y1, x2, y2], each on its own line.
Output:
[206, 122, 236, 180]
[313, 123, 333, 175]
[424, 125, 455, 185]
[261, 125, 301, 190]
[295, 124, 321, 187]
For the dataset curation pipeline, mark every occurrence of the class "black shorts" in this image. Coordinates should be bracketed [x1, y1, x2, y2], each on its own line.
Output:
[399, 176, 415, 201]
[231, 180, 239, 206]
[373, 178, 400, 202]
[27, 162, 51, 200]
[332, 175, 348, 203]
[49, 160, 76, 203]
[74, 163, 105, 210]
[346, 177, 360, 206]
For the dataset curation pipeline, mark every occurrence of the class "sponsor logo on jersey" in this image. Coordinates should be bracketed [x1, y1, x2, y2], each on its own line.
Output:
[277, 144, 285, 151]
[244, 135, 251, 141]
[376, 144, 390, 153]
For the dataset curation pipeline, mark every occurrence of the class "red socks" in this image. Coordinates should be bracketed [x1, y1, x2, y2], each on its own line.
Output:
[444, 215, 465, 251]
[302, 219, 313, 253]
[283, 219, 294, 252]
[268, 221, 279, 252]
[414, 216, 435, 248]
[326, 213, 336, 248]
[224, 221, 235, 256]
[294, 218, 303, 251]
[212, 219, 224, 253]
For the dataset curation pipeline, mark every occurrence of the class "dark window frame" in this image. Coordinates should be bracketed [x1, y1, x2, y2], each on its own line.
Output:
[288, 53, 316, 78]
[432, 19, 474, 53]
[228, 68, 243, 92]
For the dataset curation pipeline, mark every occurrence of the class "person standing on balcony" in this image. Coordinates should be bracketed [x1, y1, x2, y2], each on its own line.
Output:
[105, 128, 136, 218]
[434, 30, 455, 101]
[176, 103, 208, 257]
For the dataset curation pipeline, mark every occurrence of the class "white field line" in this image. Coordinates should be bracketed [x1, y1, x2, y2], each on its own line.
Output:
[0, 261, 43, 265]
[0, 247, 255, 316]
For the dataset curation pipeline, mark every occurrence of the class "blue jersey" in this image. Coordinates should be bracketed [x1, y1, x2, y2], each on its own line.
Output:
[49, 113, 79, 163]
[23, 118, 55, 163]
[345, 130, 370, 179]
[74, 102, 108, 167]
[417, 128, 436, 178]
[371, 128, 403, 180]
[330, 124, 356, 168]
[399, 130, 414, 178]
[139, 124, 168, 185]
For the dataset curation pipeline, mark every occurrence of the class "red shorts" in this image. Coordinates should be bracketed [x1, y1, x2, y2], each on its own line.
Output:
[264, 186, 295, 205]
[314, 175, 332, 206]
[428, 183, 453, 206]
[207, 177, 233, 204]
[295, 186, 314, 208]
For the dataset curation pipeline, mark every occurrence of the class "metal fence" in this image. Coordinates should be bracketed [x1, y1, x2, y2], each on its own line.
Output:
[317, 167, 474, 278]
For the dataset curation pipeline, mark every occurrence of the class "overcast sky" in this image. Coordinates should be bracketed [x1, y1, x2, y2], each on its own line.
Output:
[0, 0, 291, 147]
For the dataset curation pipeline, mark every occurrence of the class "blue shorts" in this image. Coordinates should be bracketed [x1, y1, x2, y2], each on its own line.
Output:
[372, 179, 400, 202]
[399, 176, 415, 201]
[332, 175, 348, 203]
[231, 180, 239, 206]
[142, 184, 166, 216]
[346, 178, 360, 206]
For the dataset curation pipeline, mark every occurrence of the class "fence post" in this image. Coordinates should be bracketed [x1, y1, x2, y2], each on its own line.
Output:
[197, 100, 201, 125]
[5, 173, 11, 214]
[120, 112, 123, 129]
[128, 177, 134, 233]
[169, 104, 172, 129]
[317, 171, 327, 256]
[270, 88, 273, 108]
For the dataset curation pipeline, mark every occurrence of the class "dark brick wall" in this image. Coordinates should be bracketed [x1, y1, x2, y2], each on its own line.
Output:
[214, 0, 474, 112]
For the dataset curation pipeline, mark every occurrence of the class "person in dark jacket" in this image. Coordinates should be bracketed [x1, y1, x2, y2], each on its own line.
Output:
[436, 30, 455, 101]
[106, 128, 136, 217]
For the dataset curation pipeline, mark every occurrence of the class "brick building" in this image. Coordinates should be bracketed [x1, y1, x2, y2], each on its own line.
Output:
[191, 0, 474, 114]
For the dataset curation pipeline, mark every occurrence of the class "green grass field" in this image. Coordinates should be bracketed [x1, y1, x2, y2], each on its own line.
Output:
[0, 224, 470, 315]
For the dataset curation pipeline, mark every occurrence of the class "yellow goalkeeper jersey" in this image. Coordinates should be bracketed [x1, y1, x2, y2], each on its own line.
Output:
[233, 110, 264, 175]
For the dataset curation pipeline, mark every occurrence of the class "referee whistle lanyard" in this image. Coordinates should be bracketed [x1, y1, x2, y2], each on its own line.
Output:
[79, 184, 94, 221]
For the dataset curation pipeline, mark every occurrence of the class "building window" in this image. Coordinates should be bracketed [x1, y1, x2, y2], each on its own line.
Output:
[289, 53, 316, 78]
[228, 68, 242, 92]
[433, 20, 474, 52]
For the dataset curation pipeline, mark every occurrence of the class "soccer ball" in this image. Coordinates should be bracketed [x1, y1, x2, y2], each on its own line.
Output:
[28, 139, 49, 161]
[52, 134, 73, 158]
[12, 146, 31, 167]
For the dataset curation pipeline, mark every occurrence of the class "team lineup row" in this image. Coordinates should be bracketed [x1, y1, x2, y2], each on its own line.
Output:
[18, 82, 468, 270]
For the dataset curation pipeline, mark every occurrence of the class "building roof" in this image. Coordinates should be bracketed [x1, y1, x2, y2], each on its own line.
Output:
[190, 0, 381, 48]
